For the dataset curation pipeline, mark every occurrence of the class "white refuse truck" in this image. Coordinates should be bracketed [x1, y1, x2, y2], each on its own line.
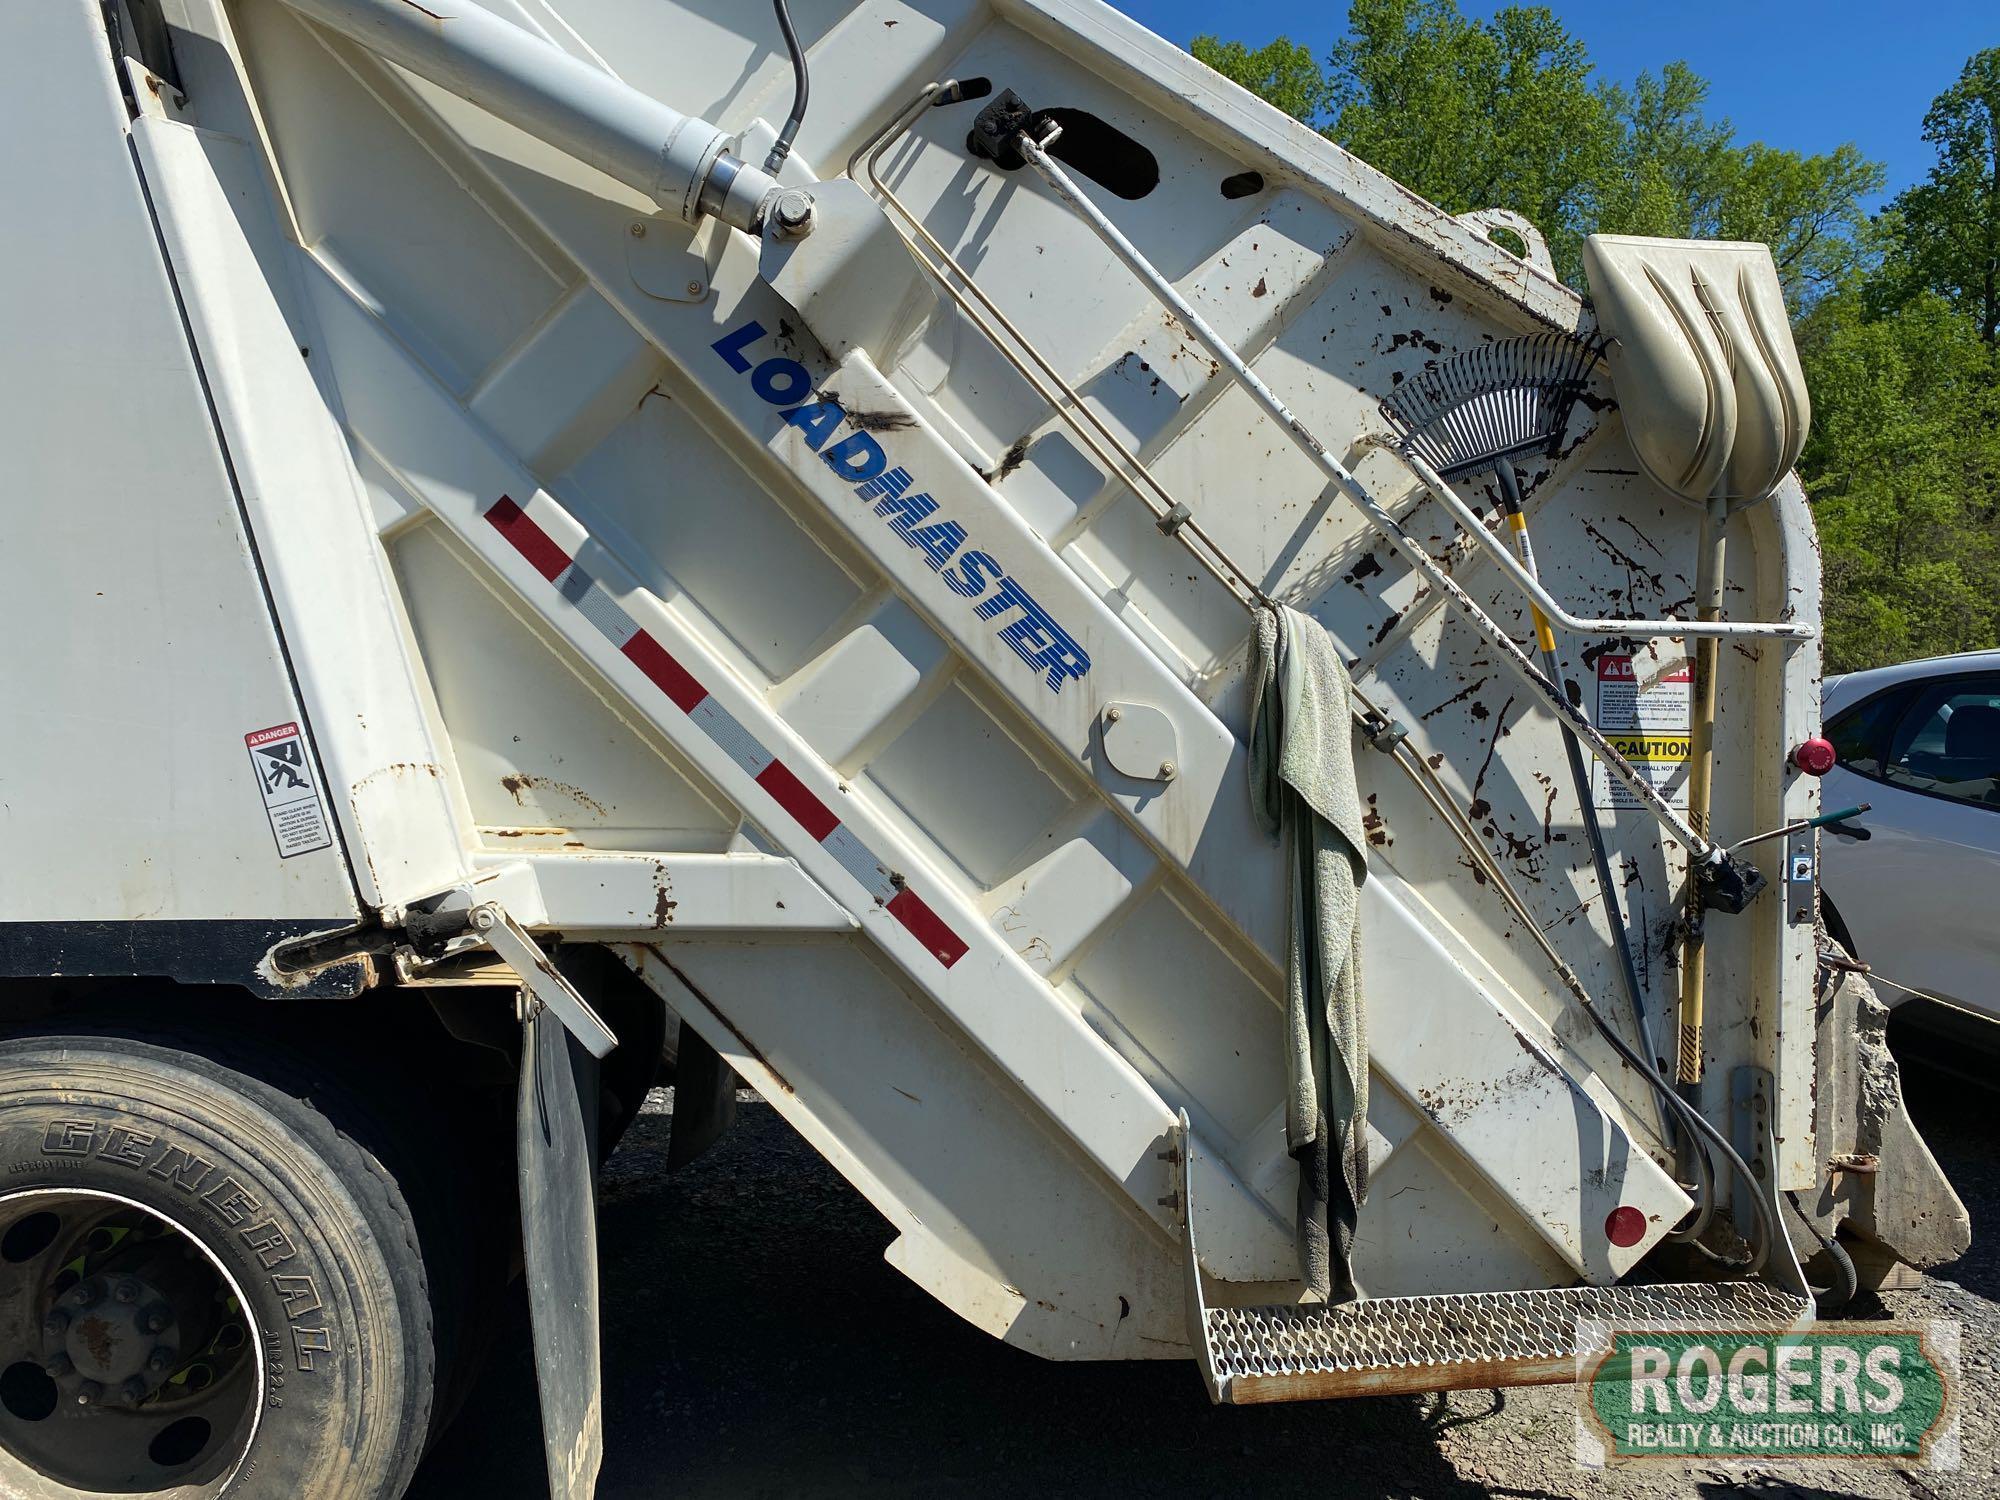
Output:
[0, 1, 1969, 1496]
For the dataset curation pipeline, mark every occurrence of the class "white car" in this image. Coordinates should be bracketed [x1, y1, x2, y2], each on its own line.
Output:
[1819, 649, 2000, 1025]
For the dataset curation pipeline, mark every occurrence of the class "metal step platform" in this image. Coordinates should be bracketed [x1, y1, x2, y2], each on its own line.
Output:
[1174, 1115, 1811, 1403]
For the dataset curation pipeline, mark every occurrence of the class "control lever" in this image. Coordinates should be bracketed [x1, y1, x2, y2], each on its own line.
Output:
[1728, 803, 1871, 853]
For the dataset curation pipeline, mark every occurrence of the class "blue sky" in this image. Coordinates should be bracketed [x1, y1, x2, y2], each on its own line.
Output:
[1111, 1, 1996, 202]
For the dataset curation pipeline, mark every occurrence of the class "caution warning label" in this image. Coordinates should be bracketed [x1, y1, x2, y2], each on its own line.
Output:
[1592, 654, 1692, 811]
[244, 722, 334, 858]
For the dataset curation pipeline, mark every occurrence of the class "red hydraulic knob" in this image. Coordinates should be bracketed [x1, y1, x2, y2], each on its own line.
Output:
[1791, 737, 1837, 776]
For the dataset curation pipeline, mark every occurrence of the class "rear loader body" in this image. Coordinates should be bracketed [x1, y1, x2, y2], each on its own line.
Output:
[0, 1, 1965, 1495]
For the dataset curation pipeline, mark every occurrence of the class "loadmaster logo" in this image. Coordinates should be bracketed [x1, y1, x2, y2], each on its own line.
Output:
[1574, 1321, 1959, 1469]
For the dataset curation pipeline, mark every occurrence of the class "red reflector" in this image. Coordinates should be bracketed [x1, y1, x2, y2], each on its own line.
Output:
[1791, 737, 1837, 776]
[1605, 1205, 1647, 1248]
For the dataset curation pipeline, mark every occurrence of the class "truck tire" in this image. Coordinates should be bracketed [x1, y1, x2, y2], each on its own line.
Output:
[0, 1034, 433, 1500]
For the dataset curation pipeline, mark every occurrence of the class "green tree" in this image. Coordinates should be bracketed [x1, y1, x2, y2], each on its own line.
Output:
[1190, 0, 1877, 300]
[1191, 6, 2000, 670]
[1188, 35, 1330, 126]
[1882, 48, 2000, 342]
[1797, 292, 2000, 669]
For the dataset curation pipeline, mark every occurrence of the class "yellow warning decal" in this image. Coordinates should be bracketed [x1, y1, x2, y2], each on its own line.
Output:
[1606, 735, 1693, 761]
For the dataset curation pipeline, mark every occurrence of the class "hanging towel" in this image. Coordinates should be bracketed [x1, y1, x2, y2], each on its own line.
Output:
[1248, 605, 1369, 1302]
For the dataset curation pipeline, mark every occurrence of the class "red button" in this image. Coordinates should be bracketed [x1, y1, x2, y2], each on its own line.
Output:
[1791, 737, 1837, 776]
[1605, 1205, 1647, 1248]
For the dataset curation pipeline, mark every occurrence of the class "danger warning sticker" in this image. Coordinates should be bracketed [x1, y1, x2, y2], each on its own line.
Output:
[244, 722, 334, 858]
[1592, 654, 1692, 811]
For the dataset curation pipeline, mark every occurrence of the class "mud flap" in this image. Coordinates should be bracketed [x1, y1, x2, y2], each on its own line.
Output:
[518, 998, 606, 1500]
[666, 1017, 737, 1171]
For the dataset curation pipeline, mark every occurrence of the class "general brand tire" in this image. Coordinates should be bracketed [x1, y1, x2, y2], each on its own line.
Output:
[0, 1034, 433, 1500]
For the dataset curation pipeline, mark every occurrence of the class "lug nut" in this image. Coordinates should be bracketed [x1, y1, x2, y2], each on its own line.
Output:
[75, 1380, 103, 1406]
[43, 1352, 73, 1380]
[113, 1279, 140, 1305]
[120, 1377, 150, 1404]
[138, 1305, 172, 1335]
[146, 1346, 177, 1375]
[70, 1278, 102, 1309]
[42, 1310, 70, 1339]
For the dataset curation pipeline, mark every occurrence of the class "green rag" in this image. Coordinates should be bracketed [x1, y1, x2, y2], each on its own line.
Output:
[1249, 605, 1369, 1302]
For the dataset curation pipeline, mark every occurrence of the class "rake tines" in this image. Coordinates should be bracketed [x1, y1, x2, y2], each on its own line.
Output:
[1380, 332, 1605, 480]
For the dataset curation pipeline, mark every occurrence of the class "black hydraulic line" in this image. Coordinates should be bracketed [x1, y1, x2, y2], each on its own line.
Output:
[1786, 1190, 1859, 1315]
[763, 0, 810, 175]
[1494, 466, 1657, 1070]
[1491, 465, 1719, 1247]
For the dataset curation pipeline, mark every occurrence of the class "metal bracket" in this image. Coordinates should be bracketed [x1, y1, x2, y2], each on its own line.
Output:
[624, 215, 709, 302]
[1731, 1066, 1812, 1299]
[474, 904, 619, 1058]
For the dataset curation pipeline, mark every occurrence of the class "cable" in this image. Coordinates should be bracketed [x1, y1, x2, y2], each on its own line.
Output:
[1357, 688, 1763, 1267]
[1785, 1190, 1858, 1315]
[763, 0, 810, 176]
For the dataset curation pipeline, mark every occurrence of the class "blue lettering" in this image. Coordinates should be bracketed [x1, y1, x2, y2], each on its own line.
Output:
[821, 431, 887, 483]
[941, 550, 1003, 599]
[911, 521, 968, 570]
[711, 320, 764, 373]
[972, 577, 1091, 692]
[751, 357, 811, 406]
[780, 400, 845, 451]
[712, 326, 1090, 692]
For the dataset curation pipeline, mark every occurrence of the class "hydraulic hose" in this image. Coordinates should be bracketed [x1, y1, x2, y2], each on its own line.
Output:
[764, 0, 811, 175]
[1786, 1191, 1858, 1316]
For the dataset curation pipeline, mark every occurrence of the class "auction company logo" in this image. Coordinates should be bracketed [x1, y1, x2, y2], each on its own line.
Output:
[1574, 1321, 1959, 1469]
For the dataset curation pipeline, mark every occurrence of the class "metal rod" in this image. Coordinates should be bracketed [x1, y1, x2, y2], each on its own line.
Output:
[1676, 489, 1732, 1087]
[1729, 804, 1869, 854]
[850, 93, 1269, 611]
[1363, 437, 1813, 643]
[1015, 129, 1717, 860]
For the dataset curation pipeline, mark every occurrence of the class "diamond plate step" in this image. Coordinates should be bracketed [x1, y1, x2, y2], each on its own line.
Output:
[1172, 1114, 1811, 1404]
[1197, 1282, 1810, 1403]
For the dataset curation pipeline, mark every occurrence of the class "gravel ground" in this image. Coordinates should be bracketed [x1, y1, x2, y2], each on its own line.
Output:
[409, 1061, 1995, 1498]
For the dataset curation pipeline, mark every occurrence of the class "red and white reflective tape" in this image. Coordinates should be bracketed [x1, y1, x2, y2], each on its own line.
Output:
[484, 496, 968, 968]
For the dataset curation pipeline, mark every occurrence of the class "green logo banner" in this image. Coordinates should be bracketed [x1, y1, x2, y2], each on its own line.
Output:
[1576, 1321, 1958, 1468]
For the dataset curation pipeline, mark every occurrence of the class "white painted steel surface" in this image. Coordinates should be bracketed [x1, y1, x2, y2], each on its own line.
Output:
[14, 0, 1836, 1370]
[0, 0, 356, 930]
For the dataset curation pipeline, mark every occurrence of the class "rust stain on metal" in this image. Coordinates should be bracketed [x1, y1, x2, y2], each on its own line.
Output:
[1230, 1352, 1578, 1403]
[499, 772, 610, 818]
[76, 1315, 119, 1369]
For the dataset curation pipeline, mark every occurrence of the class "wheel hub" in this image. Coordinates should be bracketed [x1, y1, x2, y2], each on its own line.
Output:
[42, 1273, 184, 1406]
[0, 1189, 263, 1498]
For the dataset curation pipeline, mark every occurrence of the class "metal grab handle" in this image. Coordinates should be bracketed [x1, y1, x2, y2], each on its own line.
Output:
[1014, 130, 1717, 860]
[1358, 435, 1814, 643]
